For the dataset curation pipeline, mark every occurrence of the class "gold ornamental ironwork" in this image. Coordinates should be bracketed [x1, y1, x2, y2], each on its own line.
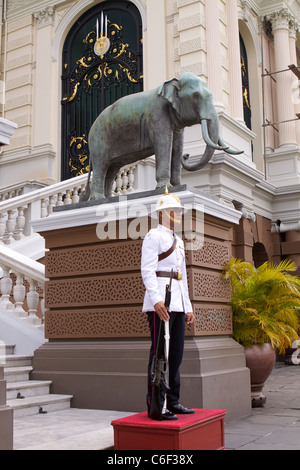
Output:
[94, 12, 111, 57]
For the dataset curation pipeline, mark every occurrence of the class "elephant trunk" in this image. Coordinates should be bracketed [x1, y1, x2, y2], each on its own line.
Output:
[181, 114, 219, 172]
[181, 111, 244, 172]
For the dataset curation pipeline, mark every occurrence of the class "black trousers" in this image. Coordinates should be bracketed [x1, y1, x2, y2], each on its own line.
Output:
[146, 311, 186, 410]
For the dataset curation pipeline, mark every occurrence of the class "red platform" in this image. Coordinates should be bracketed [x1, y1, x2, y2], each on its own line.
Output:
[111, 409, 226, 450]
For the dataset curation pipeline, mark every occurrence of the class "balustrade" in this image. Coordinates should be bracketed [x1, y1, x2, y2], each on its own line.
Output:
[0, 175, 88, 245]
[0, 245, 45, 328]
[0, 180, 48, 202]
[0, 164, 137, 245]
[0, 165, 137, 331]
[112, 166, 136, 195]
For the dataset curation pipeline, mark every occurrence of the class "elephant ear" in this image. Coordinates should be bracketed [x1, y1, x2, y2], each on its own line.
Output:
[158, 78, 180, 115]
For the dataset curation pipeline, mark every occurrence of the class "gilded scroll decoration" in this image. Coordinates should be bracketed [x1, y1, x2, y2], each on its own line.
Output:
[61, 2, 143, 181]
[63, 20, 142, 104]
[68, 132, 89, 177]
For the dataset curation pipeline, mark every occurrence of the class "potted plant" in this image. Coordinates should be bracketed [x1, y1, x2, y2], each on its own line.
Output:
[223, 258, 300, 407]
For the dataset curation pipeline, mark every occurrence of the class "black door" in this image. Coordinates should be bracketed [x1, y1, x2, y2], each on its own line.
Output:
[61, 0, 143, 180]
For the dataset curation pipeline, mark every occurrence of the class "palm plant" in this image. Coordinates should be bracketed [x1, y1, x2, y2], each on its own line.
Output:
[223, 258, 300, 355]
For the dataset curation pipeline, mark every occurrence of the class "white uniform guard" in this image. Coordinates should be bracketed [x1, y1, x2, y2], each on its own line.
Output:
[141, 188, 195, 420]
[141, 224, 192, 314]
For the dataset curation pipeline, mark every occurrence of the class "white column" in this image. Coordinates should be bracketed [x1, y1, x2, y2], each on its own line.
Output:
[289, 20, 300, 147]
[226, 0, 244, 123]
[268, 9, 297, 148]
[205, 0, 224, 111]
[146, 0, 167, 89]
[33, 7, 54, 147]
[261, 29, 275, 151]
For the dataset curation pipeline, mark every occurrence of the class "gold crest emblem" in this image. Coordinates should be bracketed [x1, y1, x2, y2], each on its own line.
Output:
[94, 36, 110, 57]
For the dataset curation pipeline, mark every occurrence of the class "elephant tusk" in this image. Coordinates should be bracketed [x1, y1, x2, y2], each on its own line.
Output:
[201, 120, 227, 151]
[181, 114, 219, 172]
[218, 137, 244, 155]
[217, 138, 229, 151]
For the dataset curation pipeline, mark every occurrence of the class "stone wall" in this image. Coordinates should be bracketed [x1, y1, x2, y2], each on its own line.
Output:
[0, 366, 13, 450]
[42, 211, 233, 340]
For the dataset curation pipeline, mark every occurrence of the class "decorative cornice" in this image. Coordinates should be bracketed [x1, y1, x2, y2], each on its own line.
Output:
[262, 5, 300, 36]
[265, 7, 291, 30]
[33, 6, 55, 29]
[289, 15, 300, 36]
[6, 0, 66, 22]
[240, 0, 260, 21]
[255, 1, 300, 24]
[31, 190, 242, 235]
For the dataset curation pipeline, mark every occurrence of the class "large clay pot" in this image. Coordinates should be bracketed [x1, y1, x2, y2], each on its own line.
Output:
[245, 343, 276, 408]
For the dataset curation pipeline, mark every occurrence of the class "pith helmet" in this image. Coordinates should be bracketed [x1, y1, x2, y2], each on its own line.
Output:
[155, 186, 184, 212]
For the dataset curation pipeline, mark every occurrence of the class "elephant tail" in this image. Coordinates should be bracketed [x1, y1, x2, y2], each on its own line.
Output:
[79, 161, 92, 202]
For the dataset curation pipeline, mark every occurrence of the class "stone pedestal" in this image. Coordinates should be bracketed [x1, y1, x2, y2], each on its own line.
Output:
[31, 187, 251, 421]
[0, 367, 13, 450]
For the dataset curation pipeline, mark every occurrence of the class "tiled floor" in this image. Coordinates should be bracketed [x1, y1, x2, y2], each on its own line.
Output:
[13, 363, 300, 450]
[225, 363, 300, 450]
[13, 409, 131, 450]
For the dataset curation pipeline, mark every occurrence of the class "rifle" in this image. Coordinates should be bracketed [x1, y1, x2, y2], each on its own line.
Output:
[149, 270, 173, 421]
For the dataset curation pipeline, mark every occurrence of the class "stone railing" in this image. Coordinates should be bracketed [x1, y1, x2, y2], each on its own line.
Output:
[0, 165, 137, 245]
[113, 165, 136, 195]
[0, 244, 46, 329]
[0, 173, 88, 245]
[0, 165, 137, 331]
[0, 180, 48, 201]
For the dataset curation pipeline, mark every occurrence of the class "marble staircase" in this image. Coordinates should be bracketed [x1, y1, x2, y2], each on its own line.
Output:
[2, 343, 72, 418]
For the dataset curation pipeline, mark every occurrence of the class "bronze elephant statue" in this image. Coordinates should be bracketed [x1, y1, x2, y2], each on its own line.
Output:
[82, 72, 242, 200]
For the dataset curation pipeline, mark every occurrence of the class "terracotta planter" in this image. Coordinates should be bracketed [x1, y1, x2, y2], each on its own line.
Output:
[245, 344, 276, 408]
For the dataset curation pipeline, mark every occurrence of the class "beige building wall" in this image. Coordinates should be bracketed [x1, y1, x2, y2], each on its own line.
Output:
[0, 0, 253, 186]
[0, 0, 300, 232]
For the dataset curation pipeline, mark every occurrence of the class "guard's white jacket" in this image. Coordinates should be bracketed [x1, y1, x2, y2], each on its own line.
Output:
[141, 224, 193, 314]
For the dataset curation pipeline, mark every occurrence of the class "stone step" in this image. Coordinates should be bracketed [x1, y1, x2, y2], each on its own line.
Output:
[0, 344, 15, 365]
[1, 341, 73, 418]
[8, 394, 73, 418]
[6, 380, 52, 400]
[4, 366, 33, 383]
[1, 355, 33, 368]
